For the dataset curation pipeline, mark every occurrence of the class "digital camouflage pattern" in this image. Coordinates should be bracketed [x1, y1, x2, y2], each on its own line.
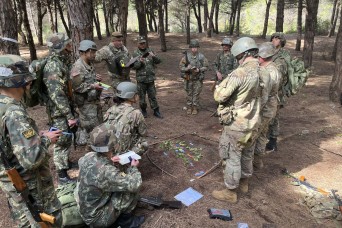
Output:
[0, 95, 62, 227]
[95, 43, 131, 89]
[132, 47, 161, 110]
[43, 52, 74, 171]
[213, 51, 237, 82]
[104, 103, 147, 155]
[214, 59, 262, 189]
[71, 58, 103, 145]
[75, 151, 142, 227]
[179, 52, 209, 107]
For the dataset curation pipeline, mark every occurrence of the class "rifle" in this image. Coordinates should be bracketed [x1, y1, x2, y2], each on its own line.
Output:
[139, 195, 182, 209]
[331, 190, 342, 214]
[0, 146, 55, 227]
[67, 79, 78, 150]
[125, 52, 150, 68]
[181, 51, 190, 80]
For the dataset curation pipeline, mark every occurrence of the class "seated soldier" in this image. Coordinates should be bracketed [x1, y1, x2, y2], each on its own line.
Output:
[75, 123, 144, 228]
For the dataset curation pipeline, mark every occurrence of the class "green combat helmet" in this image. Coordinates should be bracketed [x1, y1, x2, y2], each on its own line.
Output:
[89, 123, 118, 153]
[46, 33, 71, 53]
[221, 37, 233, 46]
[189, 39, 200, 48]
[270, 32, 286, 47]
[116, 82, 138, 99]
[79, 40, 97, 52]
[258, 42, 277, 59]
[0, 54, 33, 88]
[231, 37, 258, 57]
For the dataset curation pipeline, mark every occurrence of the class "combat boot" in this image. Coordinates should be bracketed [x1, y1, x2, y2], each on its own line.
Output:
[68, 160, 79, 169]
[239, 178, 249, 193]
[192, 106, 198, 115]
[153, 108, 163, 119]
[253, 156, 264, 169]
[187, 106, 192, 115]
[212, 188, 237, 203]
[141, 108, 147, 118]
[113, 213, 145, 228]
[57, 169, 75, 184]
[265, 137, 277, 152]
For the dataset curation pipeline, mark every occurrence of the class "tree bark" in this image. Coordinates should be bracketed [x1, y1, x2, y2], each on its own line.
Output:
[93, 3, 102, 40]
[192, 0, 202, 33]
[295, 0, 303, 51]
[20, 0, 37, 60]
[102, 0, 110, 37]
[37, 0, 45, 45]
[57, 0, 70, 37]
[261, 0, 272, 39]
[214, 0, 220, 34]
[276, 0, 284, 32]
[328, 2, 340, 37]
[27, 0, 37, 37]
[235, 0, 242, 36]
[135, 0, 148, 41]
[207, 0, 217, 37]
[0, 0, 20, 55]
[54, 0, 58, 32]
[203, 0, 208, 31]
[328, 0, 338, 37]
[186, 3, 190, 44]
[15, 0, 27, 45]
[333, 5, 342, 60]
[303, 0, 319, 68]
[164, 0, 169, 33]
[119, 0, 129, 45]
[158, 0, 166, 52]
[229, 0, 237, 35]
[46, 0, 55, 32]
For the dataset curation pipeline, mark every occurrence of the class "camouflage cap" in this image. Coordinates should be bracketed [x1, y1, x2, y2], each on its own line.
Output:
[46, 33, 71, 53]
[189, 39, 200, 48]
[0, 54, 33, 88]
[258, 42, 277, 58]
[112, 32, 123, 39]
[137, 36, 146, 43]
[270, 32, 286, 47]
[89, 123, 118, 153]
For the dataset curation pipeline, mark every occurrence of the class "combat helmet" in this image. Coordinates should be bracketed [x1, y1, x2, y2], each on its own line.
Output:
[0, 55, 33, 88]
[79, 40, 97, 52]
[89, 123, 117, 153]
[189, 39, 200, 48]
[270, 32, 286, 47]
[116, 82, 137, 99]
[46, 33, 71, 53]
[221, 37, 233, 46]
[231, 37, 258, 57]
[258, 42, 277, 59]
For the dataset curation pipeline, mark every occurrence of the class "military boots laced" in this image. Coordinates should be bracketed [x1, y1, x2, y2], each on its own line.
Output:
[153, 108, 163, 119]
[212, 189, 237, 203]
[266, 137, 277, 152]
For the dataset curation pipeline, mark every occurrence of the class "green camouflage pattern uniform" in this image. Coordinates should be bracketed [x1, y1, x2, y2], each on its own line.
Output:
[0, 95, 62, 227]
[213, 51, 238, 83]
[214, 59, 261, 189]
[104, 103, 148, 155]
[95, 43, 131, 89]
[75, 152, 142, 227]
[179, 52, 209, 107]
[43, 52, 74, 171]
[132, 48, 161, 110]
[71, 58, 103, 144]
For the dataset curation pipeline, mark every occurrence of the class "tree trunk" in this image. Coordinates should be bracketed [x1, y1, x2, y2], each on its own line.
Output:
[164, 0, 169, 33]
[235, 0, 242, 36]
[333, 6, 342, 60]
[192, 0, 202, 33]
[261, 0, 272, 39]
[158, 0, 166, 52]
[15, 0, 27, 45]
[37, 0, 44, 45]
[152, 14, 158, 32]
[102, 0, 110, 37]
[135, 0, 148, 40]
[276, 0, 284, 32]
[26, 0, 37, 37]
[328, 0, 338, 37]
[295, 0, 303, 51]
[186, 3, 190, 44]
[0, 0, 20, 55]
[54, 0, 58, 32]
[329, 2, 340, 37]
[119, 0, 128, 45]
[20, 0, 37, 60]
[203, 0, 208, 31]
[303, 0, 319, 68]
[67, 0, 94, 60]
[93, 4, 102, 40]
[206, 0, 216, 37]
[147, 12, 154, 32]
[57, 0, 70, 37]
[229, 0, 237, 35]
[46, 0, 55, 32]
[214, 0, 220, 34]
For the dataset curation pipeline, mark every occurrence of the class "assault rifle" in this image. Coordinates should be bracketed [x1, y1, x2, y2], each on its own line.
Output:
[0, 146, 55, 228]
[139, 195, 182, 209]
[331, 190, 342, 214]
[125, 52, 151, 68]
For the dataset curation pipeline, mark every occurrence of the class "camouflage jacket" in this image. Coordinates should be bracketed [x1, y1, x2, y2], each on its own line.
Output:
[95, 43, 131, 79]
[132, 48, 161, 83]
[104, 103, 147, 155]
[213, 51, 237, 81]
[71, 58, 101, 107]
[179, 52, 209, 80]
[43, 52, 74, 120]
[214, 59, 261, 133]
[75, 152, 142, 225]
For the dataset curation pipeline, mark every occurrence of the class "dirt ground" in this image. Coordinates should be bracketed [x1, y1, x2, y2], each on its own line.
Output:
[0, 32, 342, 228]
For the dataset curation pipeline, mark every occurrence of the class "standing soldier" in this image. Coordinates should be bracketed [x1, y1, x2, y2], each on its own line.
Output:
[132, 36, 163, 119]
[212, 37, 262, 203]
[71, 40, 104, 146]
[179, 39, 208, 115]
[0, 55, 62, 227]
[43, 33, 78, 183]
[95, 32, 131, 90]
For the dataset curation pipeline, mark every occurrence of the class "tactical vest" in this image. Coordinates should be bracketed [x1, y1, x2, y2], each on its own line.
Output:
[108, 45, 131, 78]
[186, 52, 205, 80]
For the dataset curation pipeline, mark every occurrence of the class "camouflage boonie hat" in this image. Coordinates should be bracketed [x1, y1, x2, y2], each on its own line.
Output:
[258, 42, 277, 59]
[0, 55, 33, 88]
[137, 36, 146, 43]
[89, 123, 117, 153]
[189, 39, 200, 48]
[46, 33, 71, 53]
[270, 32, 286, 47]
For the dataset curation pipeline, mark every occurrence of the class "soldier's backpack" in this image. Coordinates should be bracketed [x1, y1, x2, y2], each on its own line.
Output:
[284, 57, 310, 96]
[56, 182, 85, 227]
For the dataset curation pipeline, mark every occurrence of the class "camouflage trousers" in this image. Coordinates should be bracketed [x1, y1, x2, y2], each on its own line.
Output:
[89, 192, 138, 227]
[0, 160, 62, 227]
[268, 106, 280, 138]
[184, 79, 203, 107]
[77, 103, 103, 146]
[50, 117, 72, 170]
[137, 81, 159, 110]
[219, 127, 254, 189]
[110, 73, 131, 92]
[254, 117, 272, 157]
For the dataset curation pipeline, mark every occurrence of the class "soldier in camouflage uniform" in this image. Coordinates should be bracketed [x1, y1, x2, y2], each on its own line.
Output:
[104, 82, 148, 155]
[75, 123, 144, 228]
[95, 32, 131, 90]
[132, 36, 163, 118]
[71, 40, 103, 146]
[179, 39, 209, 115]
[43, 33, 78, 183]
[213, 37, 237, 84]
[212, 37, 262, 203]
[0, 55, 62, 227]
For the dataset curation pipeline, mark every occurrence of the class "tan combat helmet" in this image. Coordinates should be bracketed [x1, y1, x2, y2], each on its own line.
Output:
[189, 39, 200, 48]
[46, 33, 71, 53]
[270, 32, 286, 47]
[231, 37, 258, 57]
[258, 42, 277, 59]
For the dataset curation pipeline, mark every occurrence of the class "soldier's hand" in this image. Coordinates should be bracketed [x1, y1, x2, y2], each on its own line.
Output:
[149, 51, 155, 57]
[95, 74, 102, 82]
[131, 159, 139, 167]
[216, 71, 222, 81]
[68, 119, 78, 127]
[93, 83, 103, 91]
[187, 65, 192, 70]
[139, 57, 145, 63]
[111, 156, 120, 163]
[43, 130, 62, 144]
[193, 68, 200, 73]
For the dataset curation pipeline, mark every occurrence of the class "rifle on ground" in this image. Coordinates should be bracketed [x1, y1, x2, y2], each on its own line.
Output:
[331, 190, 342, 214]
[139, 195, 182, 209]
[125, 52, 151, 68]
[0, 146, 55, 228]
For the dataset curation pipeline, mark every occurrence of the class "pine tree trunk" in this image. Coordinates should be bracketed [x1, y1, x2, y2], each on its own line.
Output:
[328, 0, 338, 37]
[276, 0, 284, 32]
[192, 0, 202, 33]
[329, 3, 340, 37]
[102, 0, 110, 37]
[27, 0, 37, 37]
[214, 0, 220, 34]
[235, 0, 242, 36]
[229, 0, 237, 35]
[20, 0, 37, 60]
[54, 0, 58, 32]
[135, 0, 148, 40]
[207, 0, 216, 38]
[333, 6, 342, 60]
[37, 0, 44, 45]
[46, 0, 55, 32]
[261, 0, 272, 39]
[0, 0, 20, 55]
[158, 0, 166, 52]
[296, 0, 303, 51]
[186, 3, 190, 44]
[203, 0, 208, 31]
[119, 0, 128, 45]
[57, 0, 70, 37]
[93, 5, 102, 40]
[15, 0, 27, 45]
[164, 0, 169, 33]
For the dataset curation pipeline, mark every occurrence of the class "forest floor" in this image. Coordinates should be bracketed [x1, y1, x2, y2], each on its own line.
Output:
[1, 32, 342, 228]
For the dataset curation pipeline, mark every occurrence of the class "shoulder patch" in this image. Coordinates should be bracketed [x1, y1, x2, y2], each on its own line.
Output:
[22, 128, 36, 139]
